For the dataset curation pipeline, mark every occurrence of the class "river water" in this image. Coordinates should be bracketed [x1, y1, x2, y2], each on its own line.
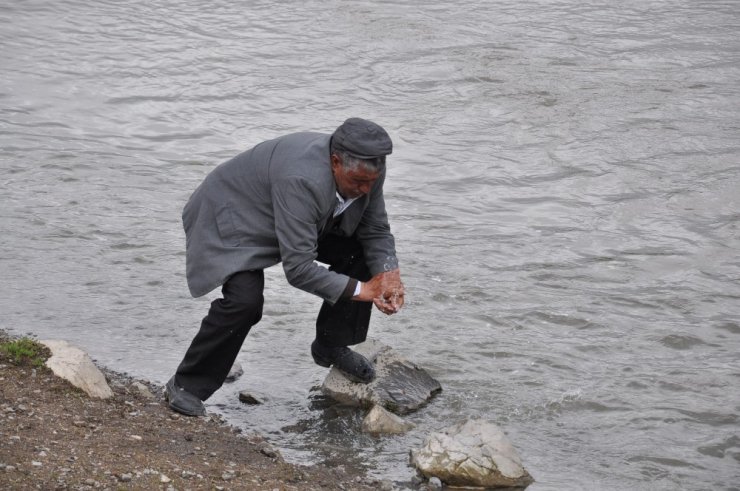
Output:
[2, 0, 739, 489]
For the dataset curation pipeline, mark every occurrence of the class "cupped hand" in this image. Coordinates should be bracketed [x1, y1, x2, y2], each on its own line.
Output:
[357, 269, 405, 315]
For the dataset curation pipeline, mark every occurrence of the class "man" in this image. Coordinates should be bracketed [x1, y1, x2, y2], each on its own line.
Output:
[165, 118, 405, 417]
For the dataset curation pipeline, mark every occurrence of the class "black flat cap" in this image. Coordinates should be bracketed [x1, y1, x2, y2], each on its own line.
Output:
[331, 117, 393, 159]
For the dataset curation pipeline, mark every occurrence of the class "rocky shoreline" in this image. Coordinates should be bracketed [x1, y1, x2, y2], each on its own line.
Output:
[0, 330, 390, 490]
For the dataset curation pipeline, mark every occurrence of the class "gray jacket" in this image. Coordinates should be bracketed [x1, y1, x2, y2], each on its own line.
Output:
[182, 131, 398, 304]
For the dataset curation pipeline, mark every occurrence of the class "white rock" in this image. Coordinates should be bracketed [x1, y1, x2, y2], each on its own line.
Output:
[410, 419, 534, 489]
[362, 405, 415, 435]
[40, 340, 113, 399]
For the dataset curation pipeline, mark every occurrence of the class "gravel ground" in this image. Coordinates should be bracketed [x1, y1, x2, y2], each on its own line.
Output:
[0, 330, 392, 491]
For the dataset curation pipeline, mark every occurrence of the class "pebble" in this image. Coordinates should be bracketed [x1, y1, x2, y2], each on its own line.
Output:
[129, 435, 143, 441]
[160, 473, 171, 483]
[31, 461, 42, 467]
[119, 473, 133, 482]
[378, 480, 395, 491]
[429, 477, 443, 489]
[258, 443, 279, 459]
[132, 381, 156, 399]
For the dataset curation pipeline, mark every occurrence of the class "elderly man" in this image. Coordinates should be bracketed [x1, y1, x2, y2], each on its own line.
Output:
[165, 118, 405, 416]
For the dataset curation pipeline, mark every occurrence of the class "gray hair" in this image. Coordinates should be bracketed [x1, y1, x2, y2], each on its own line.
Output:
[331, 147, 385, 173]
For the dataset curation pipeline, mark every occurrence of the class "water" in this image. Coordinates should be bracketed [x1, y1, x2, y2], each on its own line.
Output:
[2, 0, 739, 489]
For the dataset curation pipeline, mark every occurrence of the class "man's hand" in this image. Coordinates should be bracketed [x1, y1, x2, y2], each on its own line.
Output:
[355, 269, 405, 315]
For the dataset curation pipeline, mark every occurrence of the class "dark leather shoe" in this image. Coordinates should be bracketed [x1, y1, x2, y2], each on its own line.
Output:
[311, 340, 376, 384]
[164, 376, 206, 417]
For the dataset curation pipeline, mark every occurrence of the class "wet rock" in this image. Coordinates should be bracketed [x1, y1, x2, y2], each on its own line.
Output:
[321, 339, 441, 415]
[238, 391, 263, 405]
[410, 419, 534, 489]
[258, 442, 280, 459]
[225, 363, 243, 382]
[361, 405, 415, 435]
[39, 340, 113, 399]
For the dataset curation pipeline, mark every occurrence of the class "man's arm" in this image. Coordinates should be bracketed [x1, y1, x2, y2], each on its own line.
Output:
[271, 176, 352, 304]
[352, 170, 405, 314]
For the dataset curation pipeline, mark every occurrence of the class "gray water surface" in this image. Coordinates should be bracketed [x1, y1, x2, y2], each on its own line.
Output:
[2, 1, 739, 489]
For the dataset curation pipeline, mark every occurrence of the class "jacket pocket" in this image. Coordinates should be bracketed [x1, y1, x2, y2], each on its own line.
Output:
[215, 204, 240, 247]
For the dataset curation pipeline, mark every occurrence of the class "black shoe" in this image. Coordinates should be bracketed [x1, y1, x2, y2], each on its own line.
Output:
[164, 376, 206, 417]
[311, 340, 376, 384]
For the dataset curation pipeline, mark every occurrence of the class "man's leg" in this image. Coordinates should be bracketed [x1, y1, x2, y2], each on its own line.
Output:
[171, 270, 264, 408]
[312, 234, 376, 383]
[315, 234, 372, 347]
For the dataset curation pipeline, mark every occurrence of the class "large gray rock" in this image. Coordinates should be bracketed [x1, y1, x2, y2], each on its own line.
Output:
[410, 419, 534, 489]
[321, 339, 441, 415]
[40, 340, 113, 399]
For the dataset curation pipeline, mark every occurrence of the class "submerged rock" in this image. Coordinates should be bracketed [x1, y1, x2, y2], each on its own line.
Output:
[238, 391, 263, 405]
[40, 340, 113, 399]
[362, 405, 415, 435]
[410, 419, 534, 489]
[321, 339, 441, 415]
[225, 363, 243, 382]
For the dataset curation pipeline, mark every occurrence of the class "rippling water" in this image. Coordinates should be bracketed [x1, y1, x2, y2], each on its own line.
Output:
[2, 1, 739, 489]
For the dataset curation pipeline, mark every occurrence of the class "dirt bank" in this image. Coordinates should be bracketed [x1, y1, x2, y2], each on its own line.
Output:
[0, 330, 391, 490]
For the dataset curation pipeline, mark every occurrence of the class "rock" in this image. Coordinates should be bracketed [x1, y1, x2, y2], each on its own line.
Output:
[131, 381, 155, 399]
[321, 339, 441, 414]
[361, 405, 415, 435]
[377, 479, 395, 491]
[410, 419, 534, 489]
[225, 363, 243, 382]
[39, 340, 113, 399]
[238, 391, 263, 405]
[258, 442, 280, 459]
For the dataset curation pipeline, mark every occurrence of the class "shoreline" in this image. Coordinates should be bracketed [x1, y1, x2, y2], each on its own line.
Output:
[0, 330, 392, 490]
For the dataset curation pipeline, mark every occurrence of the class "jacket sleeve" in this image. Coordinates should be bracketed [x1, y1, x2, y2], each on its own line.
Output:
[271, 175, 351, 304]
[355, 170, 399, 275]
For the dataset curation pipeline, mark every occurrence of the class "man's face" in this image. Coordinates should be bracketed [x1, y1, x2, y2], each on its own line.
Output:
[331, 154, 381, 199]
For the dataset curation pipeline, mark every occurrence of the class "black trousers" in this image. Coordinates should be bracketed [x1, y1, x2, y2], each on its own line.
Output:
[174, 234, 372, 401]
